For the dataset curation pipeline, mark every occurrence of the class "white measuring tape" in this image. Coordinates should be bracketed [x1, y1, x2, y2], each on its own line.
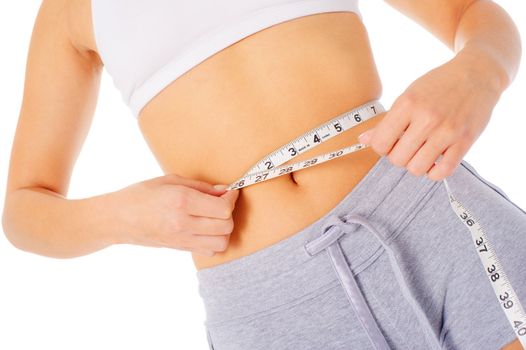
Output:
[225, 99, 526, 347]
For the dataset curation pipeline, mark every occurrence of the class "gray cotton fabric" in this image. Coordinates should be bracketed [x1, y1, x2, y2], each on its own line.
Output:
[196, 155, 526, 350]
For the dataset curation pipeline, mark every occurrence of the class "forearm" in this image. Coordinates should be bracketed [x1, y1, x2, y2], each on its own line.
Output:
[2, 187, 122, 259]
[453, 0, 522, 95]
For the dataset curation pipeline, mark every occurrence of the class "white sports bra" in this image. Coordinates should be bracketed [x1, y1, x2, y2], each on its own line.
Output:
[91, 0, 362, 118]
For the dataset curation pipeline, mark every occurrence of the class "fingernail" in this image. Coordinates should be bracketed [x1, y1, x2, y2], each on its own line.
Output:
[213, 184, 228, 190]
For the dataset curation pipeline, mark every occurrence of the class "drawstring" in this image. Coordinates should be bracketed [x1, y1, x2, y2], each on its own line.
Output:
[304, 213, 442, 350]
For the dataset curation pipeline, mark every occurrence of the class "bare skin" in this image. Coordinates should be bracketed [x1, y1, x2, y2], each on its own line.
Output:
[136, 12, 387, 269]
[2, 0, 522, 348]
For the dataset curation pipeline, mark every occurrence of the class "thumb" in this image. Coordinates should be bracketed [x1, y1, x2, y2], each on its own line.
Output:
[220, 187, 240, 203]
[158, 174, 229, 196]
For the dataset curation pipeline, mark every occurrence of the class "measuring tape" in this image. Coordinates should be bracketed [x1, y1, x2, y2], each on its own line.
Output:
[224, 99, 526, 347]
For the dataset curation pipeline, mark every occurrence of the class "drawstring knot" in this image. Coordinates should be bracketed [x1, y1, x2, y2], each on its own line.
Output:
[304, 213, 442, 350]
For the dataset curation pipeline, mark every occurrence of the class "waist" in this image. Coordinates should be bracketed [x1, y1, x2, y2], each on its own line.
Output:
[134, 12, 385, 270]
[191, 106, 386, 270]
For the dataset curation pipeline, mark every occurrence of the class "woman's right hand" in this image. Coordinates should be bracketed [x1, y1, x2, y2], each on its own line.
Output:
[111, 174, 239, 256]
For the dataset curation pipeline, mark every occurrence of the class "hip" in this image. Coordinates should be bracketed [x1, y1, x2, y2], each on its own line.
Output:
[196, 155, 526, 349]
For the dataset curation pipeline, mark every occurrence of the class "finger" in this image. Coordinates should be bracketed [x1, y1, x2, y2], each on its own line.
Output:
[426, 141, 468, 181]
[185, 215, 234, 236]
[190, 234, 230, 253]
[183, 178, 230, 195]
[406, 143, 443, 178]
[387, 121, 428, 168]
[162, 174, 229, 196]
[369, 102, 411, 155]
[406, 124, 454, 176]
[220, 188, 240, 204]
[173, 232, 229, 254]
[182, 187, 234, 219]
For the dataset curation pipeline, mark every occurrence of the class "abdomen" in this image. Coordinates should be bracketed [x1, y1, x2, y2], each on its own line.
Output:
[136, 12, 386, 270]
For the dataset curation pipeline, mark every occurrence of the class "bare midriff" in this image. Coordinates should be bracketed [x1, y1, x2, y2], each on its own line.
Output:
[130, 12, 387, 270]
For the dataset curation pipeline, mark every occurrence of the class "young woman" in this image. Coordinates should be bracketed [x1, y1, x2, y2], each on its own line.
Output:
[2, 0, 525, 349]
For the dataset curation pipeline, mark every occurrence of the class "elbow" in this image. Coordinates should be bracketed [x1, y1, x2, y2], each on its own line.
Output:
[1, 202, 17, 249]
[2, 204, 30, 254]
[2, 188, 20, 248]
[1, 201, 76, 260]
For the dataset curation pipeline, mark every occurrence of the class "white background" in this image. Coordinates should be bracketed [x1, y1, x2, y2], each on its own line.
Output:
[1, 1, 525, 349]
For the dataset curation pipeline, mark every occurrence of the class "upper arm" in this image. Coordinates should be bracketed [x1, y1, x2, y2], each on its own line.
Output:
[382, 0, 479, 50]
[5, 0, 103, 198]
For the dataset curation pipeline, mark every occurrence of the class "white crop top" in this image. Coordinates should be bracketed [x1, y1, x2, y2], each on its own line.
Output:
[91, 0, 362, 118]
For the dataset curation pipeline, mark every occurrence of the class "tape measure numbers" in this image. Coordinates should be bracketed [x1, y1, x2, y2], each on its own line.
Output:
[227, 100, 382, 190]
[443, 180, 526, 346]
[225, 99, 526, 347]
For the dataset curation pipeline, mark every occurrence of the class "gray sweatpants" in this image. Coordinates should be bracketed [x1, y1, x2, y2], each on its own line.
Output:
[196, 155, 526, 349]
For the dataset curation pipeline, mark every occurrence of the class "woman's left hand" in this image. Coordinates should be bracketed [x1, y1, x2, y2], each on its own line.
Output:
[358, 52, 503, 181]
